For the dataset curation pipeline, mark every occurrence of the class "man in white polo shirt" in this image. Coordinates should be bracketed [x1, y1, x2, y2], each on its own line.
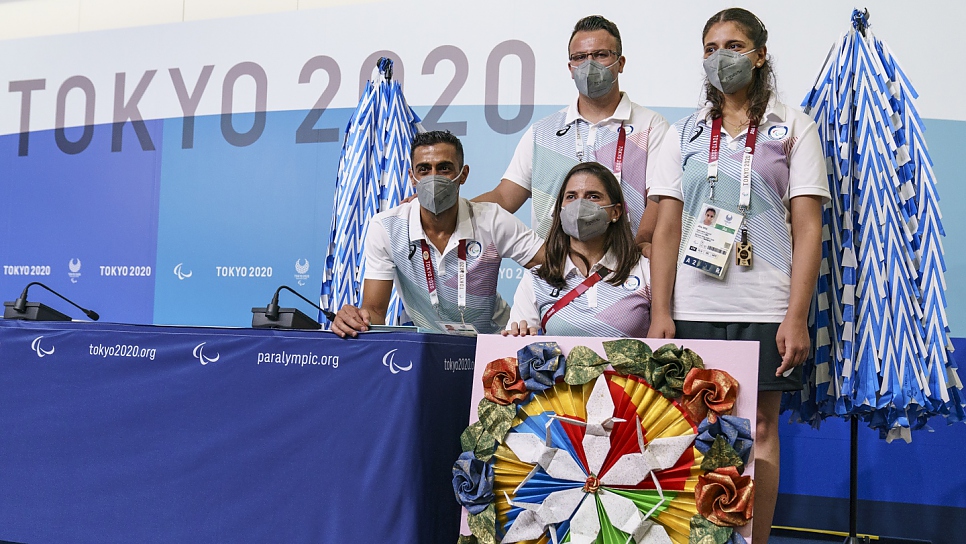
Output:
[474, 15, 669, 245]
[332, 131, 545, 337]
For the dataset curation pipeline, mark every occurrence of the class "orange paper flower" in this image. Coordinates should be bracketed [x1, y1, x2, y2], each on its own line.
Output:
[482, 357, 528, 405]
[695, 466, 755, 526]
[682, 368, 739, 423]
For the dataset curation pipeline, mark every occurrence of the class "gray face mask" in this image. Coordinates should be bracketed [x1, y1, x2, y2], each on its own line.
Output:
[703, 48, 757, 94]
[415, 172, 462, 215]
[559, 199, 616, 241]
[572, 59, 618, 99]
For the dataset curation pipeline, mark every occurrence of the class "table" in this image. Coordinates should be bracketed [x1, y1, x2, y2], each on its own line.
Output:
[0, 320, 476, 543]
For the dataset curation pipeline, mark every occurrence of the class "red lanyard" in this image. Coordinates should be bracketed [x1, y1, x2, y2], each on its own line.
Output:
[420, 239, 467, 320]
[708, 117, 758, 210]
[540, 267, 609, 331]
[575, 122, 626, 181]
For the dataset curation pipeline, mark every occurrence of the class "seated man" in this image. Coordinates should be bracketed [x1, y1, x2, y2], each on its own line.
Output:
[332, 130, 545, 337]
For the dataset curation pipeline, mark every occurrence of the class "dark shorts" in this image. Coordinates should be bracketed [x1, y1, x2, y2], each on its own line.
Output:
[674, 320, 802, 392]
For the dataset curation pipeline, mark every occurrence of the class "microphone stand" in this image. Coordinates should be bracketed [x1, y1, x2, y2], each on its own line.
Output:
[252, 285, 334, 330]
[3, 281, 100, 321]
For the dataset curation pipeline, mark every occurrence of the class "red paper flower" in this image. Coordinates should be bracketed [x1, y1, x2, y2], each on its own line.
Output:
[695, 466, 755, 526]
[482, 357, 528, 405]
[682, 368, 739, 423]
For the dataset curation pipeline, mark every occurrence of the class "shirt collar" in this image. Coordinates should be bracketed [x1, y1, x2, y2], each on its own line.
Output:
[563, 248, 620, 278]
[696, 96, 786, 126]
[407, 198, 474, 253]
[564, 92, 632, 126]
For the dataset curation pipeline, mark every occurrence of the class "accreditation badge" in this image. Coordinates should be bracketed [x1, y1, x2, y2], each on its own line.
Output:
[680, 204, 742, 279]
[438, 321, 478, 336]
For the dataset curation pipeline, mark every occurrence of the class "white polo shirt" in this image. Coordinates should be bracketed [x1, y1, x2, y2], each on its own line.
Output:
[365, 198, 543, 333]
[509, 250, 651, 337]
[503, 92, 670, 238]
[648, 99, 831, 323]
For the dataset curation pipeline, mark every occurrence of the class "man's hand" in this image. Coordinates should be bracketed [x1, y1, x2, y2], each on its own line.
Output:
[775, 316, 809, 377]
[502, 320, 539, 337]
[331, 304, 371, 338]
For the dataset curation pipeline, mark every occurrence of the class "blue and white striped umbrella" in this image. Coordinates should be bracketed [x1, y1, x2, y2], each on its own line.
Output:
[784, 10, 965, 440]
[320, 58, 422, 325]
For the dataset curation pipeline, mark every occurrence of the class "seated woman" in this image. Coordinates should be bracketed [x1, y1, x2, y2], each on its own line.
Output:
[504, 162, 650, 337]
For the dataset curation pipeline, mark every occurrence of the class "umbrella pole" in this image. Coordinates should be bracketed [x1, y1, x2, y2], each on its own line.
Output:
[844, 416, 869, 544]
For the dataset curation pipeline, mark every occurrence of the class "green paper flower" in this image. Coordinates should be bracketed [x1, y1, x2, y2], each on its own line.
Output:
[700, 435, 745, 474]
[647, 344, 706, 399]
[478, 399, 516, 443]
[459, 421, 497, 461]
[602, 339, 653, 377]
[689, 514, 734, 544]
[564, 345, 609, 385]
[468, 503, 497, 544]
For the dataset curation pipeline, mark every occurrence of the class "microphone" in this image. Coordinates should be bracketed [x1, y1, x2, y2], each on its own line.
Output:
[3, 281, 100, 321]
[252, 285, 335, 330]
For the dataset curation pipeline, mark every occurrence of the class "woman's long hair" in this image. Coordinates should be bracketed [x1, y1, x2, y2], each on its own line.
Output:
[537, 162, 639, 289]
[703, 8, 775, 124]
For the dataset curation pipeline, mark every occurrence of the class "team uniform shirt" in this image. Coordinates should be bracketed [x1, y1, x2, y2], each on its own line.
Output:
[648, 100, 831, 323]
[509, 251, 651, 337]
[365, 198, 543, 333]
[503, 92, 670, 238]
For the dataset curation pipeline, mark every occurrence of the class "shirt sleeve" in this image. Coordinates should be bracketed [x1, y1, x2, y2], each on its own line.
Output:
[487, 204, 543, 266]
[644, 114, 671, 197]
[362, 217, 396, 281]
[787, 118, 832, 204]
[645, 123, 684, 202]
[507, 272, 541, 330]
[501, 125, 535, 191]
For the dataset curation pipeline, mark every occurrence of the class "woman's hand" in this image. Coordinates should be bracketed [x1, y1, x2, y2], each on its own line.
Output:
[775, 316, 809, 376]
[502, 320, 539, 337]
[647, 314, 676, 339]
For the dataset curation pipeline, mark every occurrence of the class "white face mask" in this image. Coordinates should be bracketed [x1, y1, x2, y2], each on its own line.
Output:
[703, 48, 757, 94]
[414, 171, 462, 215]
[559, 199, 617, 241]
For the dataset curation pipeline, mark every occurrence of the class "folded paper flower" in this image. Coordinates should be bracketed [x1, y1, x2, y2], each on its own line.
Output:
[602, 338, 653, 377]
[646, 344, 706, 399]
[483, 357, 529, 405]
[688, 515, 746, 544]
[695, 467, 754, 527]
[682, 369, 739, 424]
[453, 451, 496, 515]
[493, 368, 703, 543]
[468, 503, 496, 544]
[564, 345, 609, 385]
[460, 421, 497, 462]
[456, 344, 755, 544]
[700, 436, 745, 474]
[517, 342, 566, 392]
[695, 416, 752, 466]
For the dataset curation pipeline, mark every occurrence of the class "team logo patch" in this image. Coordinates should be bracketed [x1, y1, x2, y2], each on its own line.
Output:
[467, 241, 482, 258]
[767, 125, 789, 139]
[623, 275, 641, 291]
